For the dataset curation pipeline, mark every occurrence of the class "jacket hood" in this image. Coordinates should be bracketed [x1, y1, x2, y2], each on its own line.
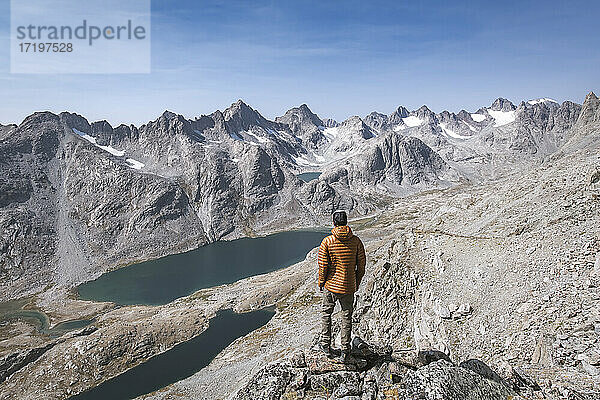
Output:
[332, 225, 353, 241]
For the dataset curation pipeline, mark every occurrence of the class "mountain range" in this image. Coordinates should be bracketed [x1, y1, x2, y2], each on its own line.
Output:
[0, 93, 592, 301]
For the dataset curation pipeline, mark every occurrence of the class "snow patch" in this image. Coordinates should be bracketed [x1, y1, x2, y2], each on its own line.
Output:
[244, 129, 269, 144]
[293, 154, 320, 167]
[402, 116, 423, 127]
[462, 121, 478, 132]
[126, 158, 144, 170]
[487, 109, 516, 127]
[74, 129, 125, 156]
[439, 123, 471, 140]
[314, 154, 327, 163]
[322, 127, 339, 141]
[470, 113, 486, 123]
[527, 98, 558, 105]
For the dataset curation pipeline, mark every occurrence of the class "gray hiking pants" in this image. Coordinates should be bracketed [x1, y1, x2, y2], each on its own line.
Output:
[320, 289, 354, 352]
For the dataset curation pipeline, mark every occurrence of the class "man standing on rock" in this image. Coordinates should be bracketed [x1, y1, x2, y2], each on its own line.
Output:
[318, 210, 366, 363]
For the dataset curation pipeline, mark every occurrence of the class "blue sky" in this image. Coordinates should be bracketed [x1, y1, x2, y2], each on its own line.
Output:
[1, 0, 599, 126]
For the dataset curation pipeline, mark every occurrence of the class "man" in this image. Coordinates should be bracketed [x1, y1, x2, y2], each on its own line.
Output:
[318, 210, 366, 363]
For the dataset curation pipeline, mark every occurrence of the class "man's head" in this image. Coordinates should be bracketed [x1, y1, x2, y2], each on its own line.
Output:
[333, 210, 347, 227]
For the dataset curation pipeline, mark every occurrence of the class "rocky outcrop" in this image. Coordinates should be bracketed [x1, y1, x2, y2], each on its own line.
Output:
[0, 343, 56, 384]
[364, 112, 389, 131]
[235, 345, 523, 400]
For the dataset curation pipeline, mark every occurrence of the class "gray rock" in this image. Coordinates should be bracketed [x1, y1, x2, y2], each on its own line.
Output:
[305, 350, 358, 373]
[0, 342, 56, 383]
[309, 371, 362, 395]
[391, 360, 518, 400]
[234, 362, 293, 400]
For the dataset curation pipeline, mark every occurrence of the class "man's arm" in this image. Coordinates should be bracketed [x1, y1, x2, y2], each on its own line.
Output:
[318, 238, 330, 289]
[356, 238, 366, 289]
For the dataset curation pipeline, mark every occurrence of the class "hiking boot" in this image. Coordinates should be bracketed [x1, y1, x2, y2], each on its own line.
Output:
[319, 344, 332, 358]
[335, 350, 350, 364]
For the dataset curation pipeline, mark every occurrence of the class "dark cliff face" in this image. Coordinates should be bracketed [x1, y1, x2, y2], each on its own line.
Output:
[388, 106, 410, 125]
[577, 92, 600, 127]
[0, 114, 62, 296]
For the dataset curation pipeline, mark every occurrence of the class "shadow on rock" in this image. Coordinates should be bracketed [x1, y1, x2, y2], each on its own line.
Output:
[234, 338, 533, 400]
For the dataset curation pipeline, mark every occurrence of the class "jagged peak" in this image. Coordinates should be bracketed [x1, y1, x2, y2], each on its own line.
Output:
[576, 90, 600, 127]
[20, 111, 60, 127]
[340, 115, 364, 127]
[91, 120, 114, 133]
[226, 99, 252, 113]
[211, 110, 224, 120]
[233, 99, 250, 107]
[322, 118, 339, 128]
[490, 98, 516, 112]
[59, 112, 91, 131]
[161, 110, 178, 119]
[277, 103, 323, 127]
[223, 99, 264, 123]
[456, 110, 471, 120]
[338, 115, 375, 139]
[390, 106, 409, 118]
[414, 105, 436, 121]
[584, 91, 598, 102]
[363, 112, 389, 130]
[582, 91, 599, 109]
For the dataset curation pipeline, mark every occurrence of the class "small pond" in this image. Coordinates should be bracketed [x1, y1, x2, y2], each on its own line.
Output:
[297, 172, 321, 182]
